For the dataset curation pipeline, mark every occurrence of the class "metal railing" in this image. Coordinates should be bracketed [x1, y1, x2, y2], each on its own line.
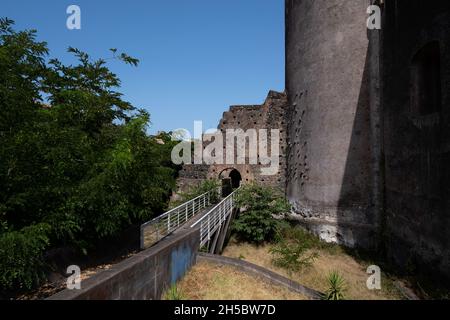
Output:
[140, 190, 217, 249]
[191, 188, 239, 247]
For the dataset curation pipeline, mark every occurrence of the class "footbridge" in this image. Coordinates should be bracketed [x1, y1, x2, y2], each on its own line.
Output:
[48, 187, 321, 300]
[49, 187, 240, 300]
[141, 187, 239, 253]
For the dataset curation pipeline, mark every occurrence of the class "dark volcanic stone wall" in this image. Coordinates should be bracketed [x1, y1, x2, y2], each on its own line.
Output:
[285, 0, 378, 248]
[381, 0, 450, 281]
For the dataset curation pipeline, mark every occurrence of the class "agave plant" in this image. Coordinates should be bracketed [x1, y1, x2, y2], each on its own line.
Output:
[323, 271, 346, 300]
[165, 284, 184, 300]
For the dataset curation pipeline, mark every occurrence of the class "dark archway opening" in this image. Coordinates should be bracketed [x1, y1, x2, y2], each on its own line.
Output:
[229, 169, 242, 189]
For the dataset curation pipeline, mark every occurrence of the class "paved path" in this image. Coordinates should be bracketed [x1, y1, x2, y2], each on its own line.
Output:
[173, 205, 214, 234]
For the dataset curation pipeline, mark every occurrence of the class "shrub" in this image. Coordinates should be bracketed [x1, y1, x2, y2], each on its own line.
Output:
[275, 223, 316, 245]
[172, 179, 220, 208]
[0, 224, 50, 292]
[232, 183, 290, 243]
[275, 223, 342, 255]
[270, 239, 318, 273]
[323, 271, 347, 300]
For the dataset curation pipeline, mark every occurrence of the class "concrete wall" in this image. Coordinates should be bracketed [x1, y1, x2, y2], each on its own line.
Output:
[285, 0, 379, 248]
[381, 0, 450, 281]
[48, 228, 199, 300]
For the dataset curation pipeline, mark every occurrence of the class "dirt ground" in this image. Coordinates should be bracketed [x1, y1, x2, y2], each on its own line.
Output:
[175, 260, 309, 300]
[16, 253, 133, 300]
[222, 239, 404, 300]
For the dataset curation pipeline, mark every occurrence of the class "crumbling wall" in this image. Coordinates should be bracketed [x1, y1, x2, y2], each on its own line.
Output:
[176, 91, 288, 194]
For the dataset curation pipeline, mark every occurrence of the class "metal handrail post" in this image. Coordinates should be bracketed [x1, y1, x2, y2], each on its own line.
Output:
[167, 213, 171, 233]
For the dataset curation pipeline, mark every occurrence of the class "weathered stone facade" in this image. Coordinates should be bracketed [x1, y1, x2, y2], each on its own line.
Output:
[285, 0, 377, 249]
[285, 0, 450, 282]
[173, 0, 450, 283]
[381, 0, 450, 282]
[176, 91, 288, 194]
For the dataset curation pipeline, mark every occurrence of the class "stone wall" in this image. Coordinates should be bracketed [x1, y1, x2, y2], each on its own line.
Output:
[285, 0, 450, 282]
[285, 0, 379, 249]
[381, 0, 450, 281]
[176, 91, 288, 195]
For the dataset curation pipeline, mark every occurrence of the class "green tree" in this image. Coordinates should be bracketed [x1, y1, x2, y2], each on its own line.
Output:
[0, 19, 180, 293]
[172, 179, 221, 208]
[232, 183, 290, 243]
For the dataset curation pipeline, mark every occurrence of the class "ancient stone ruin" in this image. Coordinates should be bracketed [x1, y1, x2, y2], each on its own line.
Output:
[176, 90, 288, 195]
[285, 0, 450, 282]
[175, 0, 450, 283]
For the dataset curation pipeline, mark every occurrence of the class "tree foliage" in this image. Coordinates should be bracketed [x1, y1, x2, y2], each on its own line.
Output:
[232, 183, 290, 244]
[0, 19, 180, 292]
[172, 179, 220, 208]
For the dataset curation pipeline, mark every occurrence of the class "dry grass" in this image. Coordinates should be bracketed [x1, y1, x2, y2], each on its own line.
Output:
[222, 239, 404, 300]
[175, 261, 309, 300]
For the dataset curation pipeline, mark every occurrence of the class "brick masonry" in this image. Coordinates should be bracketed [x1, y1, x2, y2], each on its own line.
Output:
[175, 91, 288, 195]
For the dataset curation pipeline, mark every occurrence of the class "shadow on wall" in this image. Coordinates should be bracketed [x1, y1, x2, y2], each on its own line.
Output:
[335, 42, 379, 251]
[379, 0, 450, 283]
[285, 0, 450, 285]
[338, 0, 450, 284]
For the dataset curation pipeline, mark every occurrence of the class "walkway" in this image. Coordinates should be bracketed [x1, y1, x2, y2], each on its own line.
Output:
[140, 188, 238, 252]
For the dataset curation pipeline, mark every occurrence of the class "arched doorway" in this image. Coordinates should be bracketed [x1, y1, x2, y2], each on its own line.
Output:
[229, 169, 242, 189]
[218, 168, 243, 194]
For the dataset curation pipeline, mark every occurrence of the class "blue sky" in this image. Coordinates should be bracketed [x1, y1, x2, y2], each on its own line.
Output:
[2, 0, 285, 135]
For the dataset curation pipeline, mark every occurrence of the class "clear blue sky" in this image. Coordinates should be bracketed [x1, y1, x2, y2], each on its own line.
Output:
[2, 0, 285, 135]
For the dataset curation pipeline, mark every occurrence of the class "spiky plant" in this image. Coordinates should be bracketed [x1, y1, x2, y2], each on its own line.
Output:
[323, 271, 346, 300]
[165, 284, 184, 300]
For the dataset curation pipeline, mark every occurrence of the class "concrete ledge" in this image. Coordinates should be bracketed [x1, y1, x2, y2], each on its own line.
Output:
[48, 228, 200, 300]
[198, 253, 323, 300]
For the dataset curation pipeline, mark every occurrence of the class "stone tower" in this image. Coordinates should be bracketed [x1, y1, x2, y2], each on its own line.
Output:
[285, 0, 380, 249]
[285, 0, 450, 281]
